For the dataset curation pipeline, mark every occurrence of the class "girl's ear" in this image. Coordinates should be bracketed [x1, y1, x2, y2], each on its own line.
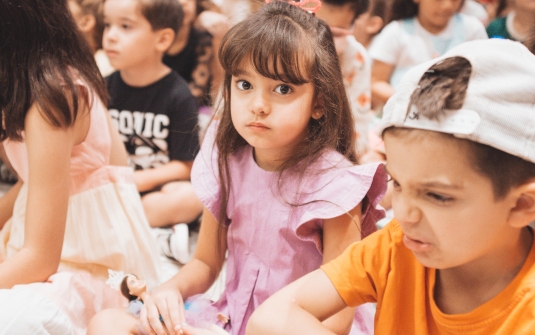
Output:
[507, 180, 535, 228]
[312, 94, 325, 120]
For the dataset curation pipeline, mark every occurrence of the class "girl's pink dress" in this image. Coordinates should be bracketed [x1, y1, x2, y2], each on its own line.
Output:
[0, 87, 162, 334]
[192, 123, 387, 335]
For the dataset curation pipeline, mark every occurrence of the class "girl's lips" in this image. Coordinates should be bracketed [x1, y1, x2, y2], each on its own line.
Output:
[247, 123, 269, 131]
[403, 235, 432, 253]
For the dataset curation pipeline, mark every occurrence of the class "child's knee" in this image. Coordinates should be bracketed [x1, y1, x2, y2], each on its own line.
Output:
[88, 308, 138, 335]
[161, 180, 195, 195]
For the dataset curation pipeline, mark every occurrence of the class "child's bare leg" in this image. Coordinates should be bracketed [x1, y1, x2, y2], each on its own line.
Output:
[142, 181, 203, 228]
[87, 308, 140, 335]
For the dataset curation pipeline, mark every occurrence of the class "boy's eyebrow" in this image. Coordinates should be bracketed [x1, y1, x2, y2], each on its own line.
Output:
[385, 165, 463, 190]
[418, 181, 463, 190]
[104, 13, 137, 23]
[117, 16, 136, 23]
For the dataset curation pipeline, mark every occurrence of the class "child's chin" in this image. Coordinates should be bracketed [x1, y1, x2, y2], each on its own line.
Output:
[413, 253, 448, 270]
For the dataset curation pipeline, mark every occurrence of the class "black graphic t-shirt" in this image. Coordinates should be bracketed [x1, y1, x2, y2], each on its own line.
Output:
[106, 71, 199, 170]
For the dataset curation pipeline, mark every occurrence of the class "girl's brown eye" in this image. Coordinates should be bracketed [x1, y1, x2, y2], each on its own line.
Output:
[275, 84, 292, 95]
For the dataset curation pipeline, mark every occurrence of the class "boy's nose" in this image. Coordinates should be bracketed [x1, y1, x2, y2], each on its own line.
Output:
[103, 27, 118, 43]
[392, 194, 421, 226]
[250, 91, 270, 116]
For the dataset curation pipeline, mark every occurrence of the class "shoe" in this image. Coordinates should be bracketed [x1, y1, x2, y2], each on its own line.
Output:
[154, 227, 174, 260]
[170, 223, 191, 264]
[154, 224, 191, 264]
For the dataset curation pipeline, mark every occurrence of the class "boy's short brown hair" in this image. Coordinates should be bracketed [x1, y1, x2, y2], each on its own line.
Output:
[136, 0, 183, 34]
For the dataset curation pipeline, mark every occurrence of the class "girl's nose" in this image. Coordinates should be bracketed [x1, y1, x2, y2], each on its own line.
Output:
[250, 90, 270, 116]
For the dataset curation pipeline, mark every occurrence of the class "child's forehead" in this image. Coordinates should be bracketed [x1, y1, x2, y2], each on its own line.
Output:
[383, 129, 481, 186]
[231, 54, 312, 83]
[104, 0, 142, 15]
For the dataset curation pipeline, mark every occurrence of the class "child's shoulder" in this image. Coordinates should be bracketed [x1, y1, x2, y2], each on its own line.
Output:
[157, 71, 195, 103]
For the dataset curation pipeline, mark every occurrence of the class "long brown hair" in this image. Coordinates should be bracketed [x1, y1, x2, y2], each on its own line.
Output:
[0, 0, 108, 141]
[214, 1, 357, 225]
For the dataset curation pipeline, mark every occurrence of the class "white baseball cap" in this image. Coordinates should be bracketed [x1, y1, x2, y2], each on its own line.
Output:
[379, 39, 535, 164]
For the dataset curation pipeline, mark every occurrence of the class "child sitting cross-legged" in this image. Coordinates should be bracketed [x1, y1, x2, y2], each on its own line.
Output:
[247, 39, 535, 334]
[103, 0, 203, 232]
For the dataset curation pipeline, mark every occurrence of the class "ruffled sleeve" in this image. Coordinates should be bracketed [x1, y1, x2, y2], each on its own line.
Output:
[295, 158, 387, 252]
[191, 121, 228, 225]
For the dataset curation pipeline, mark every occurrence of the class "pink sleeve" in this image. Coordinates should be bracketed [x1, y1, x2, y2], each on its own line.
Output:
[295, 162, 388, 252]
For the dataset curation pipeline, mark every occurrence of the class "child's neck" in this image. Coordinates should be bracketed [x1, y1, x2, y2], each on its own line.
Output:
[166, 24, 191, 56]
[417, 15, 449, 35]
[253, 147, 291, 172]
[434, 227, 533, 314]
[120, 61, 171, 87]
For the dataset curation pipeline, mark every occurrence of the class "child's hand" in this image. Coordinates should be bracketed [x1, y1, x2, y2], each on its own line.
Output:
[139, 286, 186, 335]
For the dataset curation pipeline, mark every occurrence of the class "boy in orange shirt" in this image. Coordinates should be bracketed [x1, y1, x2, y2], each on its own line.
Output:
[247, 39, 535, 334]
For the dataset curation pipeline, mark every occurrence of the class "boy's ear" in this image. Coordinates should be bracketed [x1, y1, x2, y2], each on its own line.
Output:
[507, 180, 535, 228]
[155, 28, 176, 53]
[78, 14, 96, 33]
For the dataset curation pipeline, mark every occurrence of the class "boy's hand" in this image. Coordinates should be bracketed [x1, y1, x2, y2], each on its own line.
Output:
[140, 286, 186, 335]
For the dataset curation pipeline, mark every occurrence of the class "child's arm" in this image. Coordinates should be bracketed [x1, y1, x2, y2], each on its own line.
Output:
[0, 180, 22, 230]
[319, 203, 362, 334]
[246, 269, 347, 335]
[371, 60, 395, 106]
[134, 160, 194, 193]
[140, 206, 227, 335]
[0, 103, 80, 287]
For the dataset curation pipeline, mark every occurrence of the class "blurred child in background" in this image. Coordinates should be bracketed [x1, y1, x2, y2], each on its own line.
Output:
[369, 0, 487, 106]
[68, 0, 114, 76]
[103, 0, 203, 259]
[316, 0, 373, 155]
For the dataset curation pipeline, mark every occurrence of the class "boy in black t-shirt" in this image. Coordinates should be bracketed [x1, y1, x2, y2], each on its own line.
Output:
[103, 0, 203, 237]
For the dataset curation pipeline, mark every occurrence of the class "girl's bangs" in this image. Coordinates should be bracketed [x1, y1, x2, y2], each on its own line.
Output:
[220, 14, 315, 84]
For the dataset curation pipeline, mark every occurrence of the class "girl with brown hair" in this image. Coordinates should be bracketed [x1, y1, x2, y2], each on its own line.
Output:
[89, 1, 386, 334]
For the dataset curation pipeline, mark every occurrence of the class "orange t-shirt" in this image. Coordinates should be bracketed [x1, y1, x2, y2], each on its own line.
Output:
[322, 220, 535, 334]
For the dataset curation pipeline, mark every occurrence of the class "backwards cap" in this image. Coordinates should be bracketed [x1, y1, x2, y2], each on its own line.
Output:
[379, 39, 535, 164]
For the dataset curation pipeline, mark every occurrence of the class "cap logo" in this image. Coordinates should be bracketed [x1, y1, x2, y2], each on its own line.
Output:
[404, 107, 480, 135]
